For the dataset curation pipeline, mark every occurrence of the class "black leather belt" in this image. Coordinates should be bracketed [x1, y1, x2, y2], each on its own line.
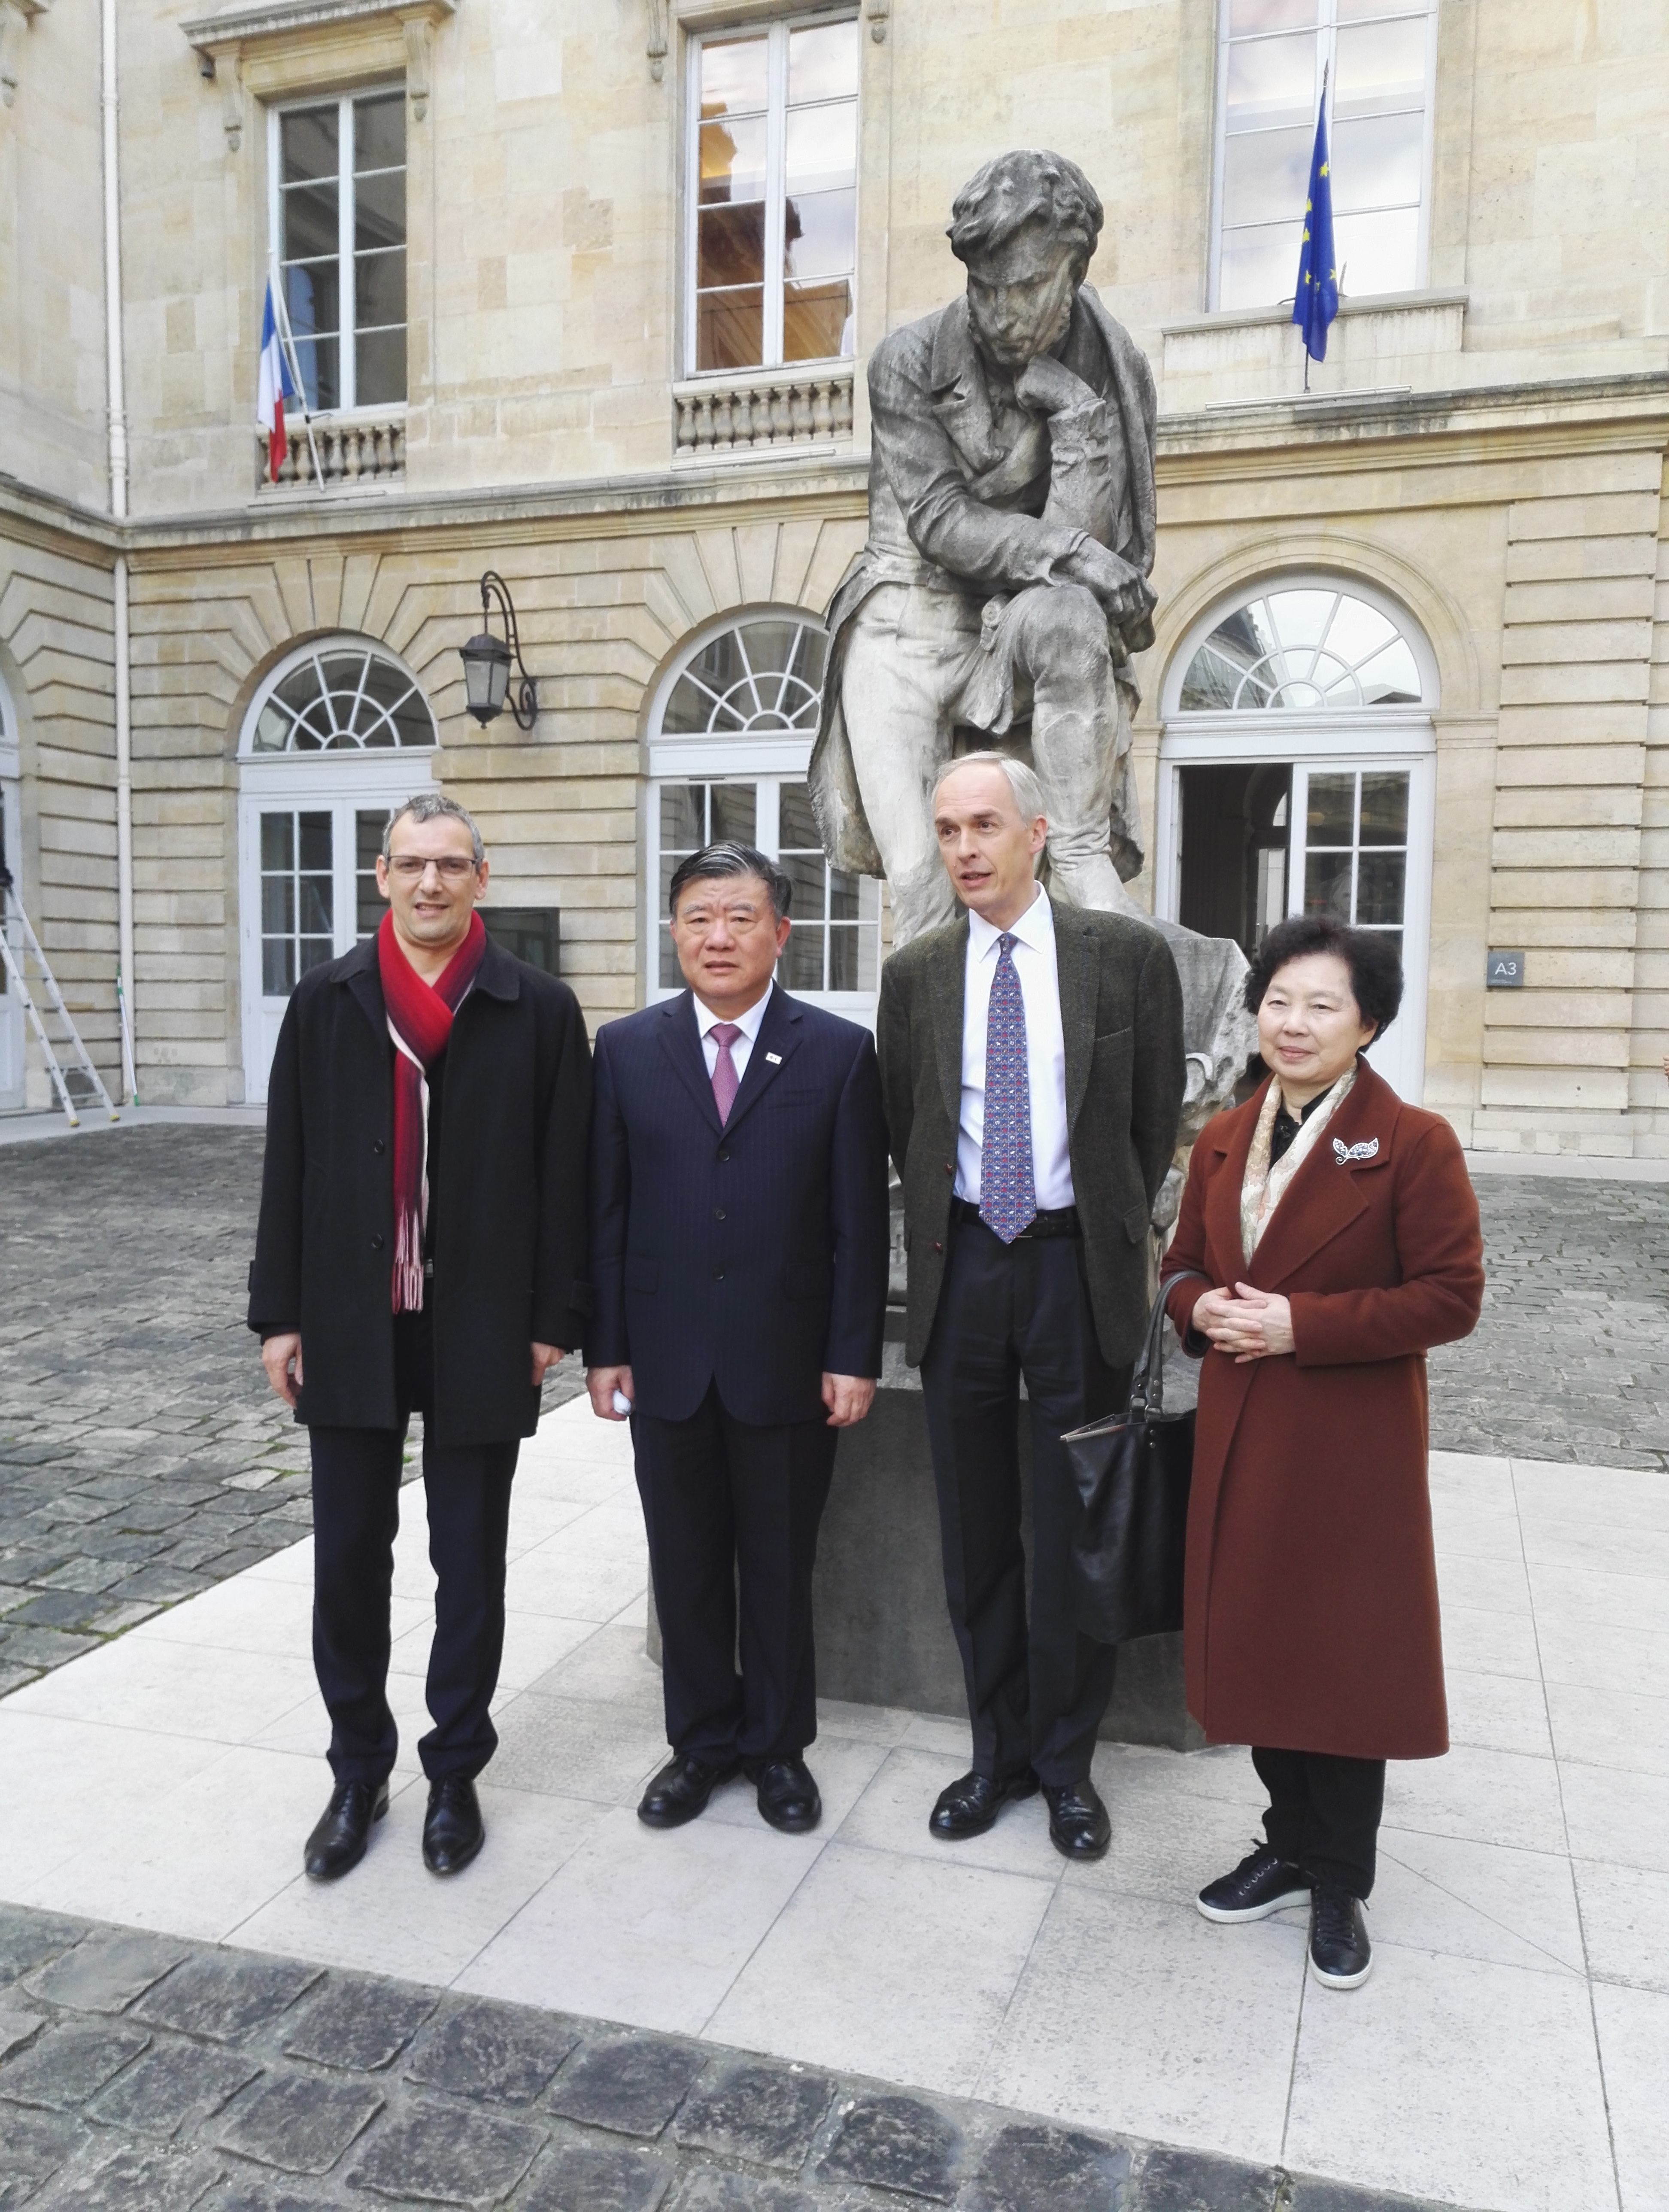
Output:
[950, 1196, 1081, 1240]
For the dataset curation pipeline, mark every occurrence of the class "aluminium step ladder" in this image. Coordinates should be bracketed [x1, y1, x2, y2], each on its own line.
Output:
[0, 862, 120, 1127]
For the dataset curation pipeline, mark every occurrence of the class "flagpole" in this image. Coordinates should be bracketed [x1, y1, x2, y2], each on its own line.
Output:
[1300, 58, 1330, 395]
[267, 255, 325, 488]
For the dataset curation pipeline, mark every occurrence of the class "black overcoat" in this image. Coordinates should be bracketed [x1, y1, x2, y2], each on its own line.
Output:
[247, 933, 592, 1445]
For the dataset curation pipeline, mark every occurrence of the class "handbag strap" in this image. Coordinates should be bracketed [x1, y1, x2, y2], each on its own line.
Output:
[1130, 1268, 1211, 1420]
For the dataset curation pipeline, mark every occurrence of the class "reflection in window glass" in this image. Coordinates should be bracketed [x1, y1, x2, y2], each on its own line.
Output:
[260, 809, 335, 998]
[1299, 768, 1409, 936]
[1177, 587, 1424, 710]
[1214, 0, 1432, 310]
[691, 16, 858, 374]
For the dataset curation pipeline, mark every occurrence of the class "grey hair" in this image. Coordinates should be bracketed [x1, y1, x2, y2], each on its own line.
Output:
[933, 749, 1048, 828]
[383, 791, 485, 865]
[947, 149, 1103, 270]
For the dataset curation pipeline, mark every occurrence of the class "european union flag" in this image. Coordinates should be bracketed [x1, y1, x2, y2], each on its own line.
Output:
[1292, 93, 1338, 366]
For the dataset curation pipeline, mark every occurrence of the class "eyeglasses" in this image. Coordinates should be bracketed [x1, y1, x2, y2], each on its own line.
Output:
[386, 855, 477, 881]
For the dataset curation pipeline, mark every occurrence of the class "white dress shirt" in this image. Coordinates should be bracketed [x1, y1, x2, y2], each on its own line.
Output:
[693, 979, 774, 1083]
[956, 887, 1075, 1211]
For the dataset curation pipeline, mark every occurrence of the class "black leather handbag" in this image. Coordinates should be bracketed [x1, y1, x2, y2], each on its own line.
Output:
[1061, 1271, 1207, 1646]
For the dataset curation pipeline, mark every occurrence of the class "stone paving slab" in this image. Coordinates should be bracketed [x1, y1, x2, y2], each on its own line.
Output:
[0, 1903, 1478, 2212]
[0, 1129, 585, 1695]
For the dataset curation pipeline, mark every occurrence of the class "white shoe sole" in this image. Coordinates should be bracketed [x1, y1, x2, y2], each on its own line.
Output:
[1309, 1949, 1373, 1989]
[1196, 1886, 1311, 1924]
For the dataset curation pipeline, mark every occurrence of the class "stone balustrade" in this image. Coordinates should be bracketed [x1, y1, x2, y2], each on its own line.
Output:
[673, 366, 855, 459]
[256, 412, 406, 491]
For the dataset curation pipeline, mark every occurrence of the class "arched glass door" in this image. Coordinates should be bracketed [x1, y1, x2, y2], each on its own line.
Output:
[644, 609, 881, 1021]
[237, 638, 438, 1103]
[1156, 579, 1437, 1102]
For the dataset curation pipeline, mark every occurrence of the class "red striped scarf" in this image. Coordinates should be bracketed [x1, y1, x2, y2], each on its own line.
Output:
[377, 908, 487, 1312]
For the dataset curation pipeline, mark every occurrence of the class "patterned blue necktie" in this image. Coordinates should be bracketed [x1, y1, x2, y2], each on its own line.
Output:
[979, 932, 1038, 1243]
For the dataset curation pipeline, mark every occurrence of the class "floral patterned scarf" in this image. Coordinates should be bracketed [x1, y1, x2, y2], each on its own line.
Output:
[1239, 1065, 1358, 1266]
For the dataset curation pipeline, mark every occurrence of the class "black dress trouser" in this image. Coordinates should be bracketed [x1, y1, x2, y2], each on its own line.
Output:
[308, 1308, 518, 1787]
[919, 1212, 1130, 1787]
[1253, 1745, 1387, 1899]
[632, 1380, 839, 1772]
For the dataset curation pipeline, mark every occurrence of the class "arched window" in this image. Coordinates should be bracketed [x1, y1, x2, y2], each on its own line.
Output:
[645, 610, 879, 1014]
[1176, 584, 1427, 714]
[1159, 574, 1436, 1103]
[245, 639, 437, 754]
[237, 637, 438, 1103]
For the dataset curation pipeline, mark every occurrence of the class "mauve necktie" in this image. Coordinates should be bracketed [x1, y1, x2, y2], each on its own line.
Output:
[708, 1021, 743, 1124]
[979, 933, 1038, 1243]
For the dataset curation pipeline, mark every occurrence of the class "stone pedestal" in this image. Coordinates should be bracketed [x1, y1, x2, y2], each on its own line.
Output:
[646, 1376, 1203, 1754]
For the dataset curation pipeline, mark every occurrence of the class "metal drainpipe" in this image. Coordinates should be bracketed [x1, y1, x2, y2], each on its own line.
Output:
[101, 0, 136, 1104]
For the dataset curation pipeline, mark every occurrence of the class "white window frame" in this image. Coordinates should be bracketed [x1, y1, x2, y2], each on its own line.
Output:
[1157, 574, 1438, 1102]
[1207, 0, 1439, 314]
[237, 638, 437, 1103]
[267, 83, 407, 416]
[645, 609, 879, 1025]
[682, 9, 860, 380]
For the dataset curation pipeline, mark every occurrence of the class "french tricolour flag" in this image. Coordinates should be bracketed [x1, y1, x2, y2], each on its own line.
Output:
[257, 280, 297, 482]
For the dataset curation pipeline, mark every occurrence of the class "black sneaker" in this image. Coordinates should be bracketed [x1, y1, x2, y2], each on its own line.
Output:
[1196, 1842, 1311, 1923]
[1309, 1883, 1372, 1988]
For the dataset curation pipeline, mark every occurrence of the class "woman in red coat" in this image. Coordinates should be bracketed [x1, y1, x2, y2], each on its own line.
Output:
[1161, 913, 1483, 1991]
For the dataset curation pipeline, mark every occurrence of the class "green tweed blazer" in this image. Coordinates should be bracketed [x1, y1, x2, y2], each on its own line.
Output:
[877, 899, 1186, 1370]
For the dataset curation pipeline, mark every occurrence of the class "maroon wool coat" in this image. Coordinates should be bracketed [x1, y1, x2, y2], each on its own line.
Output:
[1161, 1060, 1484, 1761]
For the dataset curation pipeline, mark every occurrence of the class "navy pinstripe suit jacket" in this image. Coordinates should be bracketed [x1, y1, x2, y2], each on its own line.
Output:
[583, 984, 891, 1425]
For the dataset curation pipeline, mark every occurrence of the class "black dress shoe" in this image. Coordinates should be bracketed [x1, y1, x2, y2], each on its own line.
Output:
[755, 1758, 821, 1834]
[1196, 1842, 1312, 1924]
[1309, 1884, 1372, 1988]
[929, 1768, 1039, 1840]
[637, 1753, 740, 1830]
[304, 1778, 389, 1882]
[1042, 1779, 1111, 1861]
[422, 1776, 485, 1876]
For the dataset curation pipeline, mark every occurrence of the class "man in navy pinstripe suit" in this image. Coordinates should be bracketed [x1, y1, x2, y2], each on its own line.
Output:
[585, 841, 891, 1835]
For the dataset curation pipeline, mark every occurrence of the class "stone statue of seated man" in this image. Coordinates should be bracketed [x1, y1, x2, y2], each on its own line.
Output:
[810, 148, 1162, 945]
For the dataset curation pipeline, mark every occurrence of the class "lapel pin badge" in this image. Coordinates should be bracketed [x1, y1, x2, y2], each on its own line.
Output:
[765, 1051, 783, 1064]
[1332, 1136, 1379, 1163]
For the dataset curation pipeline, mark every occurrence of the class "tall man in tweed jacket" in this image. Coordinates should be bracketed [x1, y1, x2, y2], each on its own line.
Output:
[878, 753, 1184, 1859]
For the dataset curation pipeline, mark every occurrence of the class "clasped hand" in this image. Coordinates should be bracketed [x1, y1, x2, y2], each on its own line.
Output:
[1190, 1283, 1295, 1364]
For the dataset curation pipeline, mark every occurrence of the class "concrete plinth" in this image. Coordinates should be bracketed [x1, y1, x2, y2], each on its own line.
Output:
[646, 1378, 1203, 1753]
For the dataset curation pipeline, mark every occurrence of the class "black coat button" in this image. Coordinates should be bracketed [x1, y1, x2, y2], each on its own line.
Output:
[712, 1267, 725, 1282]
[372, 1138, 386, 1156]
[717, 1148, 730, 1162]
[714, 1207, 726, 1221]
[371, 1234, 385, 1251]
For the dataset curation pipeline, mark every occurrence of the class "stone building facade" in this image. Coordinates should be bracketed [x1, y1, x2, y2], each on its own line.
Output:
[1, 0, 1666, 1152]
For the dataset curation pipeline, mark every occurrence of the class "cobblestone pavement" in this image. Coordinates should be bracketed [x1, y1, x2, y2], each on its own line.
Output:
[0, 1902, 1455, 2212]
[0, 1129, 583, 1697]
[1428, 1174, 1669, 1471]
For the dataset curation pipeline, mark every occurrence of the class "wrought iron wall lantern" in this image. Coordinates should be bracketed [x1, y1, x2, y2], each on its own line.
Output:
[459, 570, 539, 730]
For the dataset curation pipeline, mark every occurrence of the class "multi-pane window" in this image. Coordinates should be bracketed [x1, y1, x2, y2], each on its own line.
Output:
[1213, 0, 1433, 311]
[260, 810, 334, 997]
[273, 89, 407, 411]
[655, 778, 879, 995]
[689, 16, 858, 374]
[1303, 769, 1409, 963]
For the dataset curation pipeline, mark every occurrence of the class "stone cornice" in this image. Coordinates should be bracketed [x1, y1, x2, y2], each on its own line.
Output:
[180, 0, 452, 56]
[0, 473, 121, 566]
[6, 371, 1668, 571]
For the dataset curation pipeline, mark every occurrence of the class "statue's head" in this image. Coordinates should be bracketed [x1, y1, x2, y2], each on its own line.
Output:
[948, 150, 1103, 371]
